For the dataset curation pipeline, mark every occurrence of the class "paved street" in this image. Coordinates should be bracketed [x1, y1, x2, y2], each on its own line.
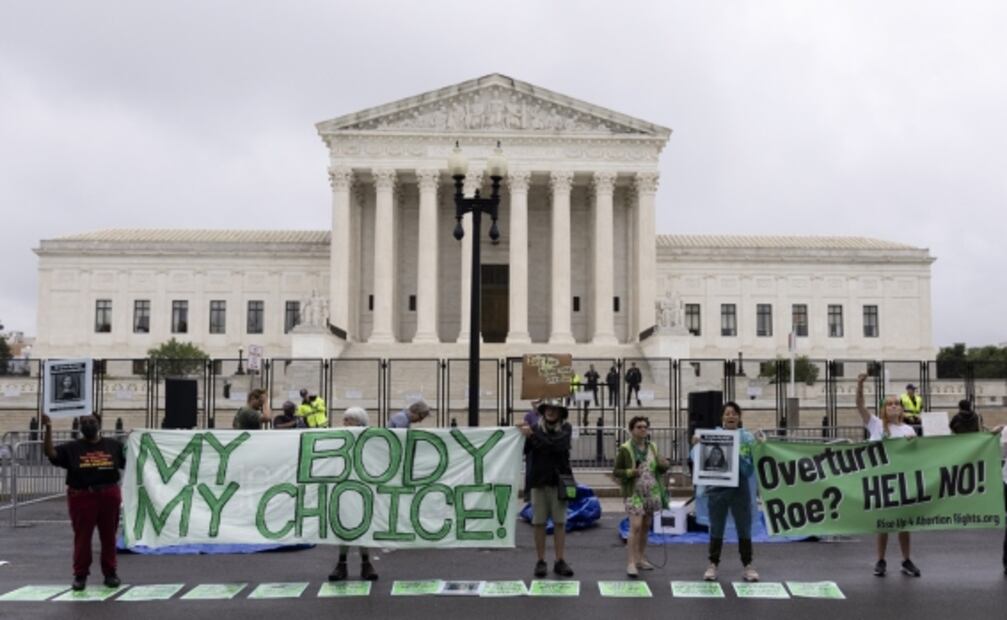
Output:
[1, 497, 1005, 619]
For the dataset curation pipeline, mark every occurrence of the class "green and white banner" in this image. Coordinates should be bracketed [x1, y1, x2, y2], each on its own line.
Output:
[123, 428, 523, 548]
[754, 433, 1005, 536]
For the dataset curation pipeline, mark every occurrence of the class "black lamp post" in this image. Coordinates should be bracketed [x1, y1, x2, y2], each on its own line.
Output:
[449, 141, 507, 427]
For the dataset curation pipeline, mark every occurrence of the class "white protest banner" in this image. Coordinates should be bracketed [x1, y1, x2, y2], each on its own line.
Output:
[123, 427, 523, 549]
[692, 429, 740, 488]
[43, 359, 93, 419]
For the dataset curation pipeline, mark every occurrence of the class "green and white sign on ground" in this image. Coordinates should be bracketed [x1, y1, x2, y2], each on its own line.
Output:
[598, 581, 652, 598]
[391, 580, 443, 596]
[248, 582, 309, 599]
[318, 581, 372, 597]
[671, 581, 725, 598]
[480, 581, 528, 597]
[755, 433, 1005, 536]
[529, 581, 580, 597]
[54, 586, 129, 602]
[0, 585, 69, 601]
[786, 581, 846, 599]
[122, 428, 524, 550]
[181, 583, 247, 600]
[117, 584, 185, 601]
[733, 582, 790, 599]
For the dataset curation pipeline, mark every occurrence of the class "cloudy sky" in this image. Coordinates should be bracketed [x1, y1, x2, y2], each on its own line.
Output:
[1, 1, 1004, 347]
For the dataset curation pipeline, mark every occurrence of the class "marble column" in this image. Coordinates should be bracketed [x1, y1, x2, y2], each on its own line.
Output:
[457, 169, 484, 343]
[369, 168, 397, 343]
[634, 171, 659, 341]
[592, 171, 618, 344]
[549, 170, 575, 344]
[327, 166, 353, 338]
[506, 170, 532, 343]
[413, 169, 440, 343]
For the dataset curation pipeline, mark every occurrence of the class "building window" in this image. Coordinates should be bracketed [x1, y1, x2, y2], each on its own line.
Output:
[613, 297, 620, 313]
[209, 300, 226, 334]
[792, 304, 808, 337]
[285, 301, 300, 334]
[756, 304, 773, 337]
[132, 359, 148, 376]
[94, 299, 112, 333]
[409, 295, 416, 312]
[720, 304, 737, 337]
[368, 295, 374, 311]
[171, 300, 188, 334]
[828, 304, 844, 338]
[133, 300, 150, 334]
[573, 296, 581, 312]
[246, 300, 264, 334]
[863, 305, 879, 338]
[685, 303, 701, 336]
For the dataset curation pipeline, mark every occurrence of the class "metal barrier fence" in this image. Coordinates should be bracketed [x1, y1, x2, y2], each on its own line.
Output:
[568, 426, 692, 474]
[757, 425, 868, 443]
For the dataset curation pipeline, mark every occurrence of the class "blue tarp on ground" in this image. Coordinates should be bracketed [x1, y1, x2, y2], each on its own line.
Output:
[519, 484, 602, 534]
[118, 535, 313, 555]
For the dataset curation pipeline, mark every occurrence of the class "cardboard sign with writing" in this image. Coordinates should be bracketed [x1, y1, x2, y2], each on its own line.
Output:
[521, 354, 574, 400]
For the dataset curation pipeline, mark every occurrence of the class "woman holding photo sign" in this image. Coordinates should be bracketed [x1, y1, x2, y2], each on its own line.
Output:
[855, 372, 922, 577]
[614, 416, 670, 577]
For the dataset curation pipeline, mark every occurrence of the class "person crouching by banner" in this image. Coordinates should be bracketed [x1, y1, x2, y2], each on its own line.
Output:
[519, 399, 575, 578]
[329, 406, 378, 582]
[42, 413, 126, 591]
[693, 402, 762, 583]
[856, 373, 921, 577]
[614, 416, 670, 577]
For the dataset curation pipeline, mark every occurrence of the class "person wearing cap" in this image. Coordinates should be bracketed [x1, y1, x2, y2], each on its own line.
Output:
[519, 399, 575, 578]
[272, 401, 300, 429]
[900, 384, 923, 424]
[329, 407, 379, 581]
[388, 400, 430, 429]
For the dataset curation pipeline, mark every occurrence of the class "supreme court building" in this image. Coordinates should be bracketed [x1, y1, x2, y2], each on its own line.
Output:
[33, 74, 936, 361]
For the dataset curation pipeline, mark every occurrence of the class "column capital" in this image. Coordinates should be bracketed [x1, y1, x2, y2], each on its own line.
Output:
[634, 171, 660, 194]
[416, 169, 441, 191]
[327, 166, 353, 190]
[549, 170, 575, 194]
[591, 171, 617, 195]
[373, 168, 398, 191]
[506, 169, 532, 193]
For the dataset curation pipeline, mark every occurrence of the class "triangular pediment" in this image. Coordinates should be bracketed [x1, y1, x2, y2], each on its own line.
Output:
[316, 74, 670, 139]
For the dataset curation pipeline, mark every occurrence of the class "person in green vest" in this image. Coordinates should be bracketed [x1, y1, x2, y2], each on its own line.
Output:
[613, 415, 670, 578]
[296, 388, 328, 428]
[900, 383, 923, 425]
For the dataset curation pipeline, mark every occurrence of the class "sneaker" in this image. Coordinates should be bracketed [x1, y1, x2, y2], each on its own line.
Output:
[627, 563, 639, 578]
[328, 561, 347, 582]
[361, 561, 379, 581]
[901, 559, 921, 577]
[874, 559, 887, 577]
[637, 559, 656, 571]
[103, 574, 121, 588]
[553, 559, 574, 578]
[742, 565, 759, 583]
[534, 560, 548, 578]
[71, 575, 86, 591]
[703, 563, 718, 581]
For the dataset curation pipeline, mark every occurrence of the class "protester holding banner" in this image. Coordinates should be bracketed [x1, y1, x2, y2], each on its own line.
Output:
[519, 399, 575, 578]
[693, 402, 761, 583]
[949, 400, 983, 434]
[613, 416, 670, 577]
[42, 413, 126, 591]
[856, 373, 922, 577]
[328, 406, 379, 582]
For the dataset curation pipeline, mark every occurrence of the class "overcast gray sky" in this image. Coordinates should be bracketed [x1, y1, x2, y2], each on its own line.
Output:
[2, 0, 1004, 347]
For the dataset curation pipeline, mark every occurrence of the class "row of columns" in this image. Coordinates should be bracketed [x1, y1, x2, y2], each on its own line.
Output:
[327, 166, 659, 345]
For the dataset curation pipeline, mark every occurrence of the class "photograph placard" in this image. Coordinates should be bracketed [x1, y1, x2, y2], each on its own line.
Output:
[692, 429, 740, 487]
[43, 359, 93, 419]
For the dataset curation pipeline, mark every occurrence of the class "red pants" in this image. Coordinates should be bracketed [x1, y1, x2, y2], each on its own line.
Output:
[66, 485, 121, 578]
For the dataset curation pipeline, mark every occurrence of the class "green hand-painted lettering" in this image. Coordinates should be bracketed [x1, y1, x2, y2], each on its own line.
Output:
[298, 431, 353, 483]
[402, 431, 448, 486]
[410, 483, 453, 541]
[136, 432, 203, 485]
[256, 483, 297, 539]
[373, 486, 416, 541]
[451, 429, 504, 484]
[202, 432, 250, 485]
[197, 482, 239, 537]
[352, 429, 402, 484]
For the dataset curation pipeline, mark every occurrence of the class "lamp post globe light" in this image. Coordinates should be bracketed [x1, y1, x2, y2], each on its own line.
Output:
[449, 142, 507, 426]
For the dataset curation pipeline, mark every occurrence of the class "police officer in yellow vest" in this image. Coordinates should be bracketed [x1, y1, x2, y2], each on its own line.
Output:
[297, 388, 329, 428]
[900, 383, 923, 424]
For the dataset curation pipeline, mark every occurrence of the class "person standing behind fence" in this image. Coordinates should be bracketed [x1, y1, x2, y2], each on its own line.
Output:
[606, 366, 620, 408]
[296, 388, 328, 428]
[584, 365, 600, 407]
[42, 413, 125, 591]
[900, 383, 923, 425]
[233, 388, 271, 430]
[614, 416, 670, 578]
[519, 399, 575, 579]
[329, 406, 379, 582]
[388, 400, 430, 428]
[272, 401, 301, 429]
[856, 373, 921, 577]
[625, 362, 643, 407]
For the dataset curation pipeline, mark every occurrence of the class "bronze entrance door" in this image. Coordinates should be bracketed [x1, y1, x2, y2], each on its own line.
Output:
[480, 264, 509, 343]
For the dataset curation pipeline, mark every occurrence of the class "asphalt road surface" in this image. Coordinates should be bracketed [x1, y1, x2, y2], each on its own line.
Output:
[1, 498, 1005, 619]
